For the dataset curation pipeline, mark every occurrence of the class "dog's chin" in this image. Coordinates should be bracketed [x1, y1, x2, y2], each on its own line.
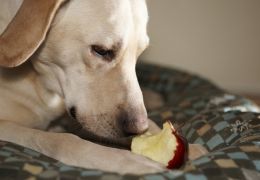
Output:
[75, 129, 132, 149]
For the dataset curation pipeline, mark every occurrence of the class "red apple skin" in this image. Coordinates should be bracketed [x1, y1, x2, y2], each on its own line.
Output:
[167, 131, 188, 169]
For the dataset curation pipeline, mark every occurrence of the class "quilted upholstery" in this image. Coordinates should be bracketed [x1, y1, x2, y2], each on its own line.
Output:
[0, 63, 259, 179]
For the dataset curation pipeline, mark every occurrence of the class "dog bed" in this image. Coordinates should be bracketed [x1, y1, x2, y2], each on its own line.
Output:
[0, 63, 259, 179]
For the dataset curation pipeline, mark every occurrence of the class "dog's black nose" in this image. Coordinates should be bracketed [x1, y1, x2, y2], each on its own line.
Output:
[120, 115, 149, 136]
[69, 106, 77, 119]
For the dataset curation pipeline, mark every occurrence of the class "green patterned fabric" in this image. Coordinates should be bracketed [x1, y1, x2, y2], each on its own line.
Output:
[0, 63, 259, 179]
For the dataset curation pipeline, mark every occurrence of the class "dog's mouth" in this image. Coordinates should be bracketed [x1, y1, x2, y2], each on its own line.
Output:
[67, 119, 132, 149]
[75, 129, 133, 149]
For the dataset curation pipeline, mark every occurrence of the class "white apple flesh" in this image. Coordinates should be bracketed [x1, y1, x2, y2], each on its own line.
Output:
[131, 121, 188, 169]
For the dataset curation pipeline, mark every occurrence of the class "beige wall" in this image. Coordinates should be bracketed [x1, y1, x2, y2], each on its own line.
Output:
[141, 0, 260, 94]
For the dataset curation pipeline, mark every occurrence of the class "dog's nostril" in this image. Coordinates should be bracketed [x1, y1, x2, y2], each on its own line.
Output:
[69, 107, 77, 119]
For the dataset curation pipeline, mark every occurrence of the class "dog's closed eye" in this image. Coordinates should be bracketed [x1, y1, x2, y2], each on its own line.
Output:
[91, 45, 116, 62]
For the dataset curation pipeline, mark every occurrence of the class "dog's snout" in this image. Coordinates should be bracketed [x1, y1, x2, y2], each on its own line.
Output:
[69, 106, 77, 119]
[120, 115, 149, 136]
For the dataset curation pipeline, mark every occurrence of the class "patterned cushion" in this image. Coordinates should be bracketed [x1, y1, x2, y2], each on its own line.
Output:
[0, 63, 259, 179]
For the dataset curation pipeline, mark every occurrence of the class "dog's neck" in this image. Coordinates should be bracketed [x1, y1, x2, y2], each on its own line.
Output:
[0, 62, 66, 129]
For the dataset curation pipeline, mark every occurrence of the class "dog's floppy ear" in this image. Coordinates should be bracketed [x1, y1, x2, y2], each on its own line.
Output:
[0, 0, 68, 68]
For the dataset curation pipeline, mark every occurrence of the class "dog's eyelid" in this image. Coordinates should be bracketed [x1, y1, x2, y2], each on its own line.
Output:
[91, 45, 116, 62]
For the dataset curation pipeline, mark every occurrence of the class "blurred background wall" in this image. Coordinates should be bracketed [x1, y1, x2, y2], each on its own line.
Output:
[141, 0, 260, 95]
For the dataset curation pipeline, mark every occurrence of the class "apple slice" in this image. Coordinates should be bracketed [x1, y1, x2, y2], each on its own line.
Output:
[131, 121, 188, 169]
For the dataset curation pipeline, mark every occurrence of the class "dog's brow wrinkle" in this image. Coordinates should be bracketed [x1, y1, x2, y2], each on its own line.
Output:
[112, 40, 122, 52]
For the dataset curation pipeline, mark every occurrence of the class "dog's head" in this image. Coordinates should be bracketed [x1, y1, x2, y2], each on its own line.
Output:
[0, 0, 150, 146]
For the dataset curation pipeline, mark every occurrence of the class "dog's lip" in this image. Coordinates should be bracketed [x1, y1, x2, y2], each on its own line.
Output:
[68, 119, 135, 149]
[74, 128, 133, 149]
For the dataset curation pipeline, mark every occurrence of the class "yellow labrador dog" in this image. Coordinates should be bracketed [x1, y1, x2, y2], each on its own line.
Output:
[0, 0, 166, 175]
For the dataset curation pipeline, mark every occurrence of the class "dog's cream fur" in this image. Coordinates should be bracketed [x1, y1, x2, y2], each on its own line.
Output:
[0, 0, 166, 174]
